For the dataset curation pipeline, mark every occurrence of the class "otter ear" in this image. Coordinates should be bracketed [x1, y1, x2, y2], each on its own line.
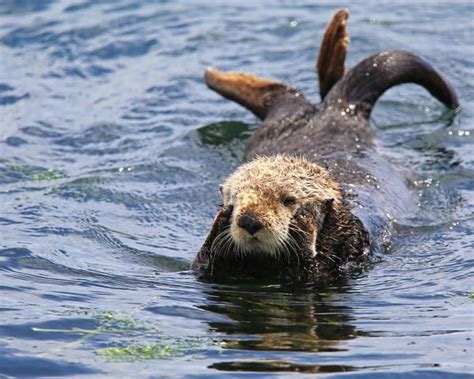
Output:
[192, 206, 233, 270]
[219, 185, 223, 195]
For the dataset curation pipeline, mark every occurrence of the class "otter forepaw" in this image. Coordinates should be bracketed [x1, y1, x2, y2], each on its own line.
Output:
[293, 212, 317, 237]
[290, 209, 318, 256]
[192, 205, 234, 270]
[295, 206, 317, 220]
[218, 205, 234, 231]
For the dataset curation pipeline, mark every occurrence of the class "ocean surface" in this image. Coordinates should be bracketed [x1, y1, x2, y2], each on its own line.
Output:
[0, 0, 473, 377]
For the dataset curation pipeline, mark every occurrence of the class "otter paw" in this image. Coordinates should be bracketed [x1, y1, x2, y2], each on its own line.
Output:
[295, 206, 315, 220]
[291, 210, 317, 248]
[217, 205, 233, 231]
[294, 214, 317, 236]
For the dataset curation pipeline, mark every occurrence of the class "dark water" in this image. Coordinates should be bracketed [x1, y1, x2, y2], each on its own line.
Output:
[1, 0, 473, 377]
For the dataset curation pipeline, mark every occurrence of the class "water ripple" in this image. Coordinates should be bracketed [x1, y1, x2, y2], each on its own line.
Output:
[0, 0, 473, 377]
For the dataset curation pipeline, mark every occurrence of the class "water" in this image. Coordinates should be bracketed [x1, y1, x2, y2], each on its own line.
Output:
[0, 0, 473, 377]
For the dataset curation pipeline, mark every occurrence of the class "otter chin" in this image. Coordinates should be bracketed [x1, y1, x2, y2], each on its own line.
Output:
[192, 9, 459, 281]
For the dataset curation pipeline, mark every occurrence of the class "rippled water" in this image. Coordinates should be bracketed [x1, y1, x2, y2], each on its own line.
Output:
[1, 1, 473, 377]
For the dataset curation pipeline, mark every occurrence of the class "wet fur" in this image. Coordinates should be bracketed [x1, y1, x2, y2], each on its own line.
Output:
[193, 9, 459, 282]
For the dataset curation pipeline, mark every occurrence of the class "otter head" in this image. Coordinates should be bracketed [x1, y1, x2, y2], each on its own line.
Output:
[216, 155, 342, 257]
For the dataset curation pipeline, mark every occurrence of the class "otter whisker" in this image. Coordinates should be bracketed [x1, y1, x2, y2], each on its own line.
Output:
[208, 225, 232, 276]
[281, 238, 292, 264]
[284, 232, 301, 268]
[219, 230, 234, 262]
[210, 232, 229, 260]
[221, 232, 235, 262]
[210, 226, 230, 252]
[289, 222, 312, 238]
[285, 233, 299, 255]
[275, 232, 292, 263]
[319, 249, 338, 264]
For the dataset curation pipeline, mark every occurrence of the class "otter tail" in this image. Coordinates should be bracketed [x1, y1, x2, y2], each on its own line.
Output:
[323, 49, 460, 118]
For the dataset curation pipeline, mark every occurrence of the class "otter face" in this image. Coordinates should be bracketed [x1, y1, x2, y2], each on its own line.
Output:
[218, 156, 341, 256]
[223, 185, 300, 255]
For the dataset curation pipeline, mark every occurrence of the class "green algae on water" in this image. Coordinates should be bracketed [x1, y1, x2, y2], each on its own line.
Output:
[96, 343, 175, 362]
[33, 311, 210, 362]
[31, 169, 67, 181]
[95, 336, 207, 362]
[5, 162, 67, 181]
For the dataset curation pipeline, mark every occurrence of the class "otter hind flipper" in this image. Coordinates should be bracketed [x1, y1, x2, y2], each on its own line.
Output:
[205, 68, 314, 120]
[324, 49, 460, 117]
[317, 8, 350, 101]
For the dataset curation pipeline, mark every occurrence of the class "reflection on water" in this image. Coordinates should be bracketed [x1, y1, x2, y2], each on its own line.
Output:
[202, 281, 359, 354]
[0, 0, 473, 377]
[211, 361, 357, 374]
[197, 279, 361, 373]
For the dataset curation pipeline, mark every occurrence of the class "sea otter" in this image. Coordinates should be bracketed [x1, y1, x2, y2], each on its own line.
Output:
[192, 9, 459, 281]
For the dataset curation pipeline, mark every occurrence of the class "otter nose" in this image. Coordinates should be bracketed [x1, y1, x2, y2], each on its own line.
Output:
[238, 212, 263, 235]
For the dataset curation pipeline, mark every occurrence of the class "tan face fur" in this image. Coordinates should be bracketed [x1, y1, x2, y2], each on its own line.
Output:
[220, 155, 342, 256]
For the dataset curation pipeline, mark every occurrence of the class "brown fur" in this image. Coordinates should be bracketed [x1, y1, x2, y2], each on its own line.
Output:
[223, 156, 342, 254]
[317, 8, 349, 100]
[193, 9, 458, 282]
[192, 156, 370, 281]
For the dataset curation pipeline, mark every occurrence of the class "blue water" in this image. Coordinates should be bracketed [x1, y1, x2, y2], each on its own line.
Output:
[0, 0, 473, 377]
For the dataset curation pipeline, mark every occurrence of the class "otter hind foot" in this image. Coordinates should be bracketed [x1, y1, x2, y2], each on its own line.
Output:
[324, 49, 460, 117]
[317, 8, 350, 100]
[204, 68, 283, 120]
[204, 68, 315, 120]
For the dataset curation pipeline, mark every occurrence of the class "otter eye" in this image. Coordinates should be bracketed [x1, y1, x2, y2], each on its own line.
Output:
[282, 196, 296, 207]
